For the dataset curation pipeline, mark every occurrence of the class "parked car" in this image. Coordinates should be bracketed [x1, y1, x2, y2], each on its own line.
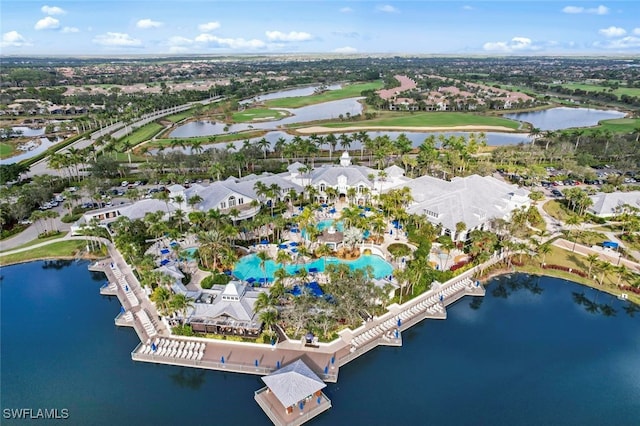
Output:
[551, 189, 563, 197]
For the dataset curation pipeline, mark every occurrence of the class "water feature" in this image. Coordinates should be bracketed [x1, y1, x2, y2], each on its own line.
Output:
[169, 98, 363, 138]
[232, 252, 393, 281]
[504, 107, 626, 131]
[0, 136, 61, 165]
[239, 84, 342, 104]
[3, 263, 639, 425]
[11, 126, 46, 137]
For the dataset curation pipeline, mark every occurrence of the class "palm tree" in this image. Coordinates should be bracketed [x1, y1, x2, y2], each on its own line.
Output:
[586, 254, 599, 278]
[565, 215, 582, 252]
[537, 242, 552, 266]
[256, 250, 271, 284]
[170, 293, 195, 324]
[150, 286, 173, 316]
[254, 291, 277, 313]
[256, 137, 270, 159]
[594, 260, 612, 286]
[259, 309, 278, 338]
[315, 243, 333, 270]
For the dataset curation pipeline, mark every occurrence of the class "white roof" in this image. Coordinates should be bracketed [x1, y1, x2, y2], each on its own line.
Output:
[155, 264, 185, 280]
[261, 359, 326, 408]
[119, 199, 176, 220]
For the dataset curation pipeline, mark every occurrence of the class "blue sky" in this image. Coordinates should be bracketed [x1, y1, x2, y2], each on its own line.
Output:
[1, 1, 639, 55]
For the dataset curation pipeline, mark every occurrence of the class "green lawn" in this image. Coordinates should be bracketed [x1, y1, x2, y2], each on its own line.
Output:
[0, 231, 68, 253]
[316, 112, 521, 130]
[592, 118, 640, 134]
[0, 142, 15, 157]
[117, 122, 164, 149]
[264, 81, 383, 108]
[560, 83, 640, 98]
[149, 130, 267, 148]
[232, 108, 289, 123]
[0, 240, 100, 266]
[164, 110, 194, 123]
[542, 199, 574, 222]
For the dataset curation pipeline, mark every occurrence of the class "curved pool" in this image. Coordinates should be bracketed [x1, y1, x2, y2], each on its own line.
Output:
[233, 252, 393, 281]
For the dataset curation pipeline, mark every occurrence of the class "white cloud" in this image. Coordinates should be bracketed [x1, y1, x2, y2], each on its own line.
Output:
[93, 32, 142, 47]
[61, 26, 79, 33]
[198, 21, 221, 32]
[462, 5, 474, 10]
[1, 31, 30, 48]
[195, 33, 266, 49]
[340, 7, 353, 13]
[483, 36, 539, 52]
[562, 5, 609, 15]
[377, 5, 398, 13]
[633, 28, 640, 36]
[35, 16, 60, 30]
[334, 46, 357, 53]
[599, 26, 627, 37]
[595, 36, 640, 49]
[41, 5, 66, 15]
[265, 31, 312, 42]
[136, 19, 163, 29]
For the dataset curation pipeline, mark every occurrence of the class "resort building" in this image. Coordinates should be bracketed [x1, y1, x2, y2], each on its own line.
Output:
[390, 174, 531, 241]
[285, 152, 411, 205]
[588, 191, 640, 217]
[187, 281, 265, 337]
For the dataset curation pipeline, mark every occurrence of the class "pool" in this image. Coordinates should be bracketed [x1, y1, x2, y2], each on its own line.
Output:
[304, 219, 370, 238]
[233, 252, 393, 281]
[182, 247, 198, 261]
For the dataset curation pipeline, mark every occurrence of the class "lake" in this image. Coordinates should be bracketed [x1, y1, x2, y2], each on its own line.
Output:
[240, 84, 342, 104]
[504, 107, 626, 131]
[2, 262, 639, 425]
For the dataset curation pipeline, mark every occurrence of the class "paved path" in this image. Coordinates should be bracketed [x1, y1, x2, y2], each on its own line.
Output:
[0, 216, 71, 251]
[552, 238, 640, 273]
[0, 233, 105, 257]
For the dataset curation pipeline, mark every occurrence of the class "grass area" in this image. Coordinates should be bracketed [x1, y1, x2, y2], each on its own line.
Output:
[117, 122, 164, 149]
[264, 81, 383, 108]
[0, 231, 68, 253]
[232, 108, 289, 123]
[315, 111, 521, 130]
[0, 240, 103, 266]
[510, 246, 640, 305]
[0, 142, 15, 157]
[542, 199, 574, 222]
[164, 110, 194, 123]
[148, 130, 267, 148]
[560, 83, 640, 98]
[590, 118, 640, 134]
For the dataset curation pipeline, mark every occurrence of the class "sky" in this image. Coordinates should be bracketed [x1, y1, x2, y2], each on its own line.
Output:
[1, 1, 639, 56]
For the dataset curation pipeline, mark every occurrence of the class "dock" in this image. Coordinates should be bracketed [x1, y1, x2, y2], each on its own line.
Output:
[94, 247, 504, 425]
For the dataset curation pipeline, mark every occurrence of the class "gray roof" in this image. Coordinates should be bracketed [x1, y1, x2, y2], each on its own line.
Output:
[589, 191, 640, 216]
[119, 199, 176, 220]
[309, 164, 377, 187]
[391, 174, 530, 231]
[154, 264, 185, 280]
[190, 281, 262, 324]
[261, 359, 326, 408]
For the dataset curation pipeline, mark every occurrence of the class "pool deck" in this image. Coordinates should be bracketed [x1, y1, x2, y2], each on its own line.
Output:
[94, 241, 505, 425]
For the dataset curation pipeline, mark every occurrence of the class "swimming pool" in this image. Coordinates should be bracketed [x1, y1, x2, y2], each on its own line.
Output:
[182, 247, 198, 261]
[304, 220, 370, 238]
[233, 252, 393, 281]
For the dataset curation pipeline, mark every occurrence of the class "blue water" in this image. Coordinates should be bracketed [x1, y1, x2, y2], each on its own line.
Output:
[504, 107, 625, 131]
[2, 263, 640, 425]
[233, 252, 393, 281]
[317, 219, 344, 232]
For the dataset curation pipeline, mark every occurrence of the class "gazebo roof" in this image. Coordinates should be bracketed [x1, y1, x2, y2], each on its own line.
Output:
[261, 359, 326, 408]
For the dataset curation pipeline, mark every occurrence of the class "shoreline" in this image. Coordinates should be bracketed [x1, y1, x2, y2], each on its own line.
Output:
[295, 124, 522, 134]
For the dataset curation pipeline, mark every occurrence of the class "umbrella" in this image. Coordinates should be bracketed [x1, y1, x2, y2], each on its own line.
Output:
[151, 343, 157, 352]
[299, 401, 304, 411]
[395, 329, 399, 338]
[221, 356, 225, 364]
[278, 244, 288, 249]
[255, 359, 259, 367]
[120, 306, 126, 314]
[329, 208, 336, 214]
[309, 267, 318, 273]
[260, 239, 268, 244]
[289, 242, 299, 246]
[397, 318, 402, 327]
[331, 356, 335, 365]
[291, 248, 298, 253]
[440, 294, 444, 301]
[321, 203, 328, 208]
[298, 206, 304, 211]
[246, 277, 256, 283]
[125, 285, 129, 292]
[160, 259, 170, 265]
[276, 360, 281, 369]
[160, 248, 170, 255]
[258, 277, 268, 284]
[290, 228, 299, 233]
[223, 270, 232, 275]
[324, 366, 329, 374]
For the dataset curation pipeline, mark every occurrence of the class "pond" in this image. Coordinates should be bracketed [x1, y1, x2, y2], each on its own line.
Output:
[503, 107, 626, 131]
[0, 136, 61, 165]
[239, 84, 342, 104]
[168, 98, 363, 138]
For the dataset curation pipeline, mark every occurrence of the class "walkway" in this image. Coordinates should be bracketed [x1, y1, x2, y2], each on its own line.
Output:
[552, 238, 640, 273]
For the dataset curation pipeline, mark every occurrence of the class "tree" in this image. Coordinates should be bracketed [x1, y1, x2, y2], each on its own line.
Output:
[565, 215, 582, 252]
[586, 254, 599, 277]
[150, 286, 173, 316]
[256, 250, 271, 283]
[170, 293, 195, 324]
[537, 242, 552, 266]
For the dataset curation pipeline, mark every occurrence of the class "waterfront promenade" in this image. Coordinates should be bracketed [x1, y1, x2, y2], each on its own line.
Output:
[97, 246, 504, 383]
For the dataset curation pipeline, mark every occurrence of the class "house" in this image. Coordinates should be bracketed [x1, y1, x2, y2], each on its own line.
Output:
[588, 191, 640, 217]
[389, 174, 531, 241]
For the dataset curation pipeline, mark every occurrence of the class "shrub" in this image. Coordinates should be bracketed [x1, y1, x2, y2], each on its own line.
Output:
[61, 213, 82, 223]
[172, 324, 194, 336]
[388, 243, 411, 258]
[200, 272, 231, 289]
